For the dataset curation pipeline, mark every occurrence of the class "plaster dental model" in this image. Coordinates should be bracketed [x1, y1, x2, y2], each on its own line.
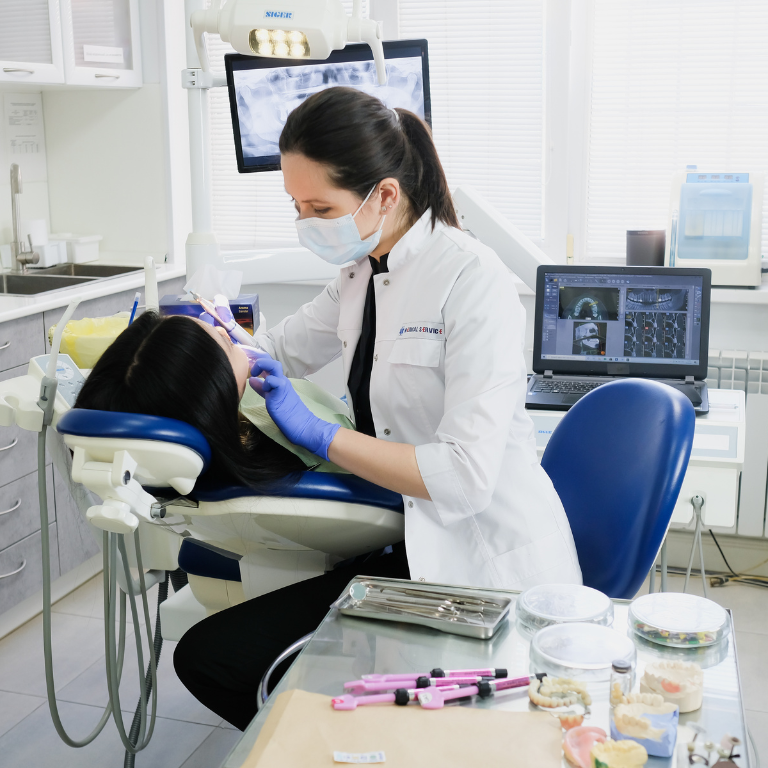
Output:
[563, 726, 606, 768]
[528, 676, 592, 708]
[640, 660, 703, 712]
[591, 738, 648, 767]
[611, 693, 679, 758]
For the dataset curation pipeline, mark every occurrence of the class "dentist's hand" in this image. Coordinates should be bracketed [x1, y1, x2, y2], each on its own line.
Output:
[249, 354, 341, 461]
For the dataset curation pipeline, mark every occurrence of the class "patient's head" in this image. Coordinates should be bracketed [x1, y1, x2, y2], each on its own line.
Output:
[75, 311, 304, 488]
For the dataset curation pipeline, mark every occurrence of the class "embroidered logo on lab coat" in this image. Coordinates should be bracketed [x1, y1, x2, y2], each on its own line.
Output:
[398, 322, 445, 339]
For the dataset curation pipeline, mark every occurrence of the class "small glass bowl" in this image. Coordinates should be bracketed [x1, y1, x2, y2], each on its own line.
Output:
[530, 622, 637, 681]
[629, 592, 730, 648]
[516, 583, 614, 633]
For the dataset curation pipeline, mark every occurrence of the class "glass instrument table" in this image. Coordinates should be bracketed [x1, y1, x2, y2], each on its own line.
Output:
[223, 582, 750, 767]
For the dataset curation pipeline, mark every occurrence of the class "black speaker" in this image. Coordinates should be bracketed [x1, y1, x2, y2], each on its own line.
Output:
[626, 230, 666, 267]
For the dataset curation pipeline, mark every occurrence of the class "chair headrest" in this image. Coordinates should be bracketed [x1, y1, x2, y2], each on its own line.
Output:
[57, 409, 212, 472]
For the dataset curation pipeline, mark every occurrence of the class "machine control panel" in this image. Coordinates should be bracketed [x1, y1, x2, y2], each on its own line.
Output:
[30, 355, 86, 407]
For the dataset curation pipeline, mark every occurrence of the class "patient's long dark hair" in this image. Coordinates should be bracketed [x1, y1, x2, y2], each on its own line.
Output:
[74, 311, 305, 489]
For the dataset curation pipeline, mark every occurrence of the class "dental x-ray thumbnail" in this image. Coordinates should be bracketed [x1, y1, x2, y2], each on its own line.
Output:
[573, 321, 607, 356]
[559, 287, 620, 321]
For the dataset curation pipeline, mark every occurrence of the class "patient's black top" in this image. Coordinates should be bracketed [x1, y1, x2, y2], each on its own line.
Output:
[347, 254, 389, 438]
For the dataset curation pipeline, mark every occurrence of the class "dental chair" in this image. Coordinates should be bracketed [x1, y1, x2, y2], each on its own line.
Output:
[55, 408, 406, 641]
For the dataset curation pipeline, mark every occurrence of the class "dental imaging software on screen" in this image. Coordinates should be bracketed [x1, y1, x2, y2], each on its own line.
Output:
[231, 46, 427, 169]
[540, 273, 705, 366]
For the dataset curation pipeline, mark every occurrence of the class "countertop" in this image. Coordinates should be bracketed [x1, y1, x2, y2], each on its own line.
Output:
[0, 260, 186, 324]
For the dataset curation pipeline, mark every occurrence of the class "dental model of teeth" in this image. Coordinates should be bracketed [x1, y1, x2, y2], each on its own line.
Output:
[590, 738, 648, 767]
[528, 676, 592, 709]
[639, 660, 703, 713]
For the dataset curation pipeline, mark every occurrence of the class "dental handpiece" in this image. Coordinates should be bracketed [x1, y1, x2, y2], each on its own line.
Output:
[190, 292, 261, 349]
[344, 675, 494, 695]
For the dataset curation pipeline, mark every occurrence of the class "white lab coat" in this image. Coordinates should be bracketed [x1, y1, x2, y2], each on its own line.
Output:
[257, 210, 582, 591]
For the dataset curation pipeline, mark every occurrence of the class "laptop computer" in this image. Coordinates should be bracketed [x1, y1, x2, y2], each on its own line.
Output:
[526, 265, 711, 413]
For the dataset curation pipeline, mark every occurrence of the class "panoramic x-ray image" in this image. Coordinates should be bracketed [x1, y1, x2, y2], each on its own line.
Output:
[572, 321, 607, 356]
[234, 57, 425, 161]
[625, 288, 688, 312]
[558, 287, 620, 321]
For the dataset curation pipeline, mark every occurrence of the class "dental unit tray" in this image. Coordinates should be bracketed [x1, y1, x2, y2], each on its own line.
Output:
[334, 577, 512, 639]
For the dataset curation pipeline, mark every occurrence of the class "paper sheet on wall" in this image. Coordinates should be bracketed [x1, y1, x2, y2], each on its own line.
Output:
[4, 93, 47, 182]
[243, 689, 563, 767]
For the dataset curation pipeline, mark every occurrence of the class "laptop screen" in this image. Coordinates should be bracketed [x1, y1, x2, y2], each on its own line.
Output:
[533, 266, 711, 379]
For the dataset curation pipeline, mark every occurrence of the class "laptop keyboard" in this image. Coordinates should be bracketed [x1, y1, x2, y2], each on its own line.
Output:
[532, 380, 605, 395]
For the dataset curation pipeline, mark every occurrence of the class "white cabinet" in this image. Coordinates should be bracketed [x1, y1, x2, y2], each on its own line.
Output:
[0, 0, 65, 85]
[0, 0, 141, 89]
[60, 0, 142, 88]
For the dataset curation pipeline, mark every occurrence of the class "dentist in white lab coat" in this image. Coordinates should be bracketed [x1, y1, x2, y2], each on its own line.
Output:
[253, 86, 582, 591]
[173, 86, 582, 732]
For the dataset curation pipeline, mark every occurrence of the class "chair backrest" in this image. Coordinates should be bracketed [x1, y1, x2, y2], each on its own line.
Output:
[540, 379, 695, 599]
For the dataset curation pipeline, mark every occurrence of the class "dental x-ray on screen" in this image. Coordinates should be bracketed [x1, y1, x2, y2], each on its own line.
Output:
[225, 40, 431, 173]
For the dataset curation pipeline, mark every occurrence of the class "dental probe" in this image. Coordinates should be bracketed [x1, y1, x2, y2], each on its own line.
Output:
[359, 667, 508, 683]
[344, 675, 495, 695]
[190, 291, 260, 348]
[417, 674, 541, 711]
[332, 684, 461, 711]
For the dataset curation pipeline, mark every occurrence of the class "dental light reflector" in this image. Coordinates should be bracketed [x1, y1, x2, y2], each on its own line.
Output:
[249, 28, 310, 58]
[191, 0, 386, 84]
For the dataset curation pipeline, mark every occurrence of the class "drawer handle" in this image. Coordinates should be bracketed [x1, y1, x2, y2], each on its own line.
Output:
[0, 341, 10, 351]
[95, 74, 120, 79]
[3, 68, 34, 74]
[0, 437, 18, 452]
[0, 499, 21, 517]
[0, 559, 26, 579]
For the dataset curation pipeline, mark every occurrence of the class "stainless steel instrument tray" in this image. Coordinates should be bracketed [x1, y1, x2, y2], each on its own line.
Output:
[333, 576, 512, 640]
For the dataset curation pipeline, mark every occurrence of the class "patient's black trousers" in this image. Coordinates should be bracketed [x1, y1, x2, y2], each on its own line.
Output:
[173, 547, 410, 730]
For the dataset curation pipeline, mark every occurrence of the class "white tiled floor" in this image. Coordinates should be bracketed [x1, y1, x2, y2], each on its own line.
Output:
[0, 572, 767, 767]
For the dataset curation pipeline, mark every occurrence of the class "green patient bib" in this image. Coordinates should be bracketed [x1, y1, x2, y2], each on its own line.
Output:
[239, 379, 354, 473]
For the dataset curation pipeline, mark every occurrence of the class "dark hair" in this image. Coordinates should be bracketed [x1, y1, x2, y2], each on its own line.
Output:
[279, 87, 459, 232]
[74, 312, 305, 489]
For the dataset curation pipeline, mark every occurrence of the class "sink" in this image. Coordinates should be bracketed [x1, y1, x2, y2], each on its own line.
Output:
[0, 273, 96, 296]
[33, 264, 142, 278]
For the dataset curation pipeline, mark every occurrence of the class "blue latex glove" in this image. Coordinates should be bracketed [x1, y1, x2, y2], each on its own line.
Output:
[249, 353, 341, 461]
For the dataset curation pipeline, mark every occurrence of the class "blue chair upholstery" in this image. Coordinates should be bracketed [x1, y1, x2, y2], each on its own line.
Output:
[57, 409, 212, 471]
[540, 379, 695, 599]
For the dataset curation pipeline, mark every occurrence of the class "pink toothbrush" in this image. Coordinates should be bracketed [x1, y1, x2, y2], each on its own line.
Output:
[332, 684, 461, 711]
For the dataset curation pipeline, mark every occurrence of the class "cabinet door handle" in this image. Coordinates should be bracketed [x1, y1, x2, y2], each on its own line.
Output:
[0, 341, 10, 351]
[0, 559, 26, 579]
[3, 68, 34, 74]
[0, 499, 21, 517]
[0, 437, 18, 452]
[95, 74, 120, 79]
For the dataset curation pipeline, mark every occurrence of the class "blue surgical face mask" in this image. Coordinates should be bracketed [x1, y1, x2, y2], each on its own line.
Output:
[295, 185, 385, 265]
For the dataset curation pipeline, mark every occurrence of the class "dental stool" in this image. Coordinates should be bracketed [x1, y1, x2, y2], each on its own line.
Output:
[56, 409, 405, 640]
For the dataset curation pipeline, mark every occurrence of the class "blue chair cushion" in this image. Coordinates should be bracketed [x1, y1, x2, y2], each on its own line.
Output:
[57, 409, 212, 472]
[178, 539, 241, 582]
[190, 472, 405, 514]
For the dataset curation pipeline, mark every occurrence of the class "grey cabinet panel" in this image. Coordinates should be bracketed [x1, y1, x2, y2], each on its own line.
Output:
[0, 366, 51, 488]
[43, 276, 187, 351]
[0, 313, 44, 372]
[0, 466, 54, 553]
[53, 463, 100, 576]
[0, 523, 59, 615]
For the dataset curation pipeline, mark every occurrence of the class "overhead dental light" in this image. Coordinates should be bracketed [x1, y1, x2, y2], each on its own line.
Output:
[191, 0, 387, 84]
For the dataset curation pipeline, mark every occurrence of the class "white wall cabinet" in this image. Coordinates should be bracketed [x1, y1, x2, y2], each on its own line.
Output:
[60, 0, 142, 88]
[0, 0, 141, 89]
[0, 0, 65, 85]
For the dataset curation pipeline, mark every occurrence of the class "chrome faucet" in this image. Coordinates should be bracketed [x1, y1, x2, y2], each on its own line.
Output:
[10, 164, 39, 274]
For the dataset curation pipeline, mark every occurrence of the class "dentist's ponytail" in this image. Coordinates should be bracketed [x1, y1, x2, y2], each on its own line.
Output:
[280, 87, 459, 231]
